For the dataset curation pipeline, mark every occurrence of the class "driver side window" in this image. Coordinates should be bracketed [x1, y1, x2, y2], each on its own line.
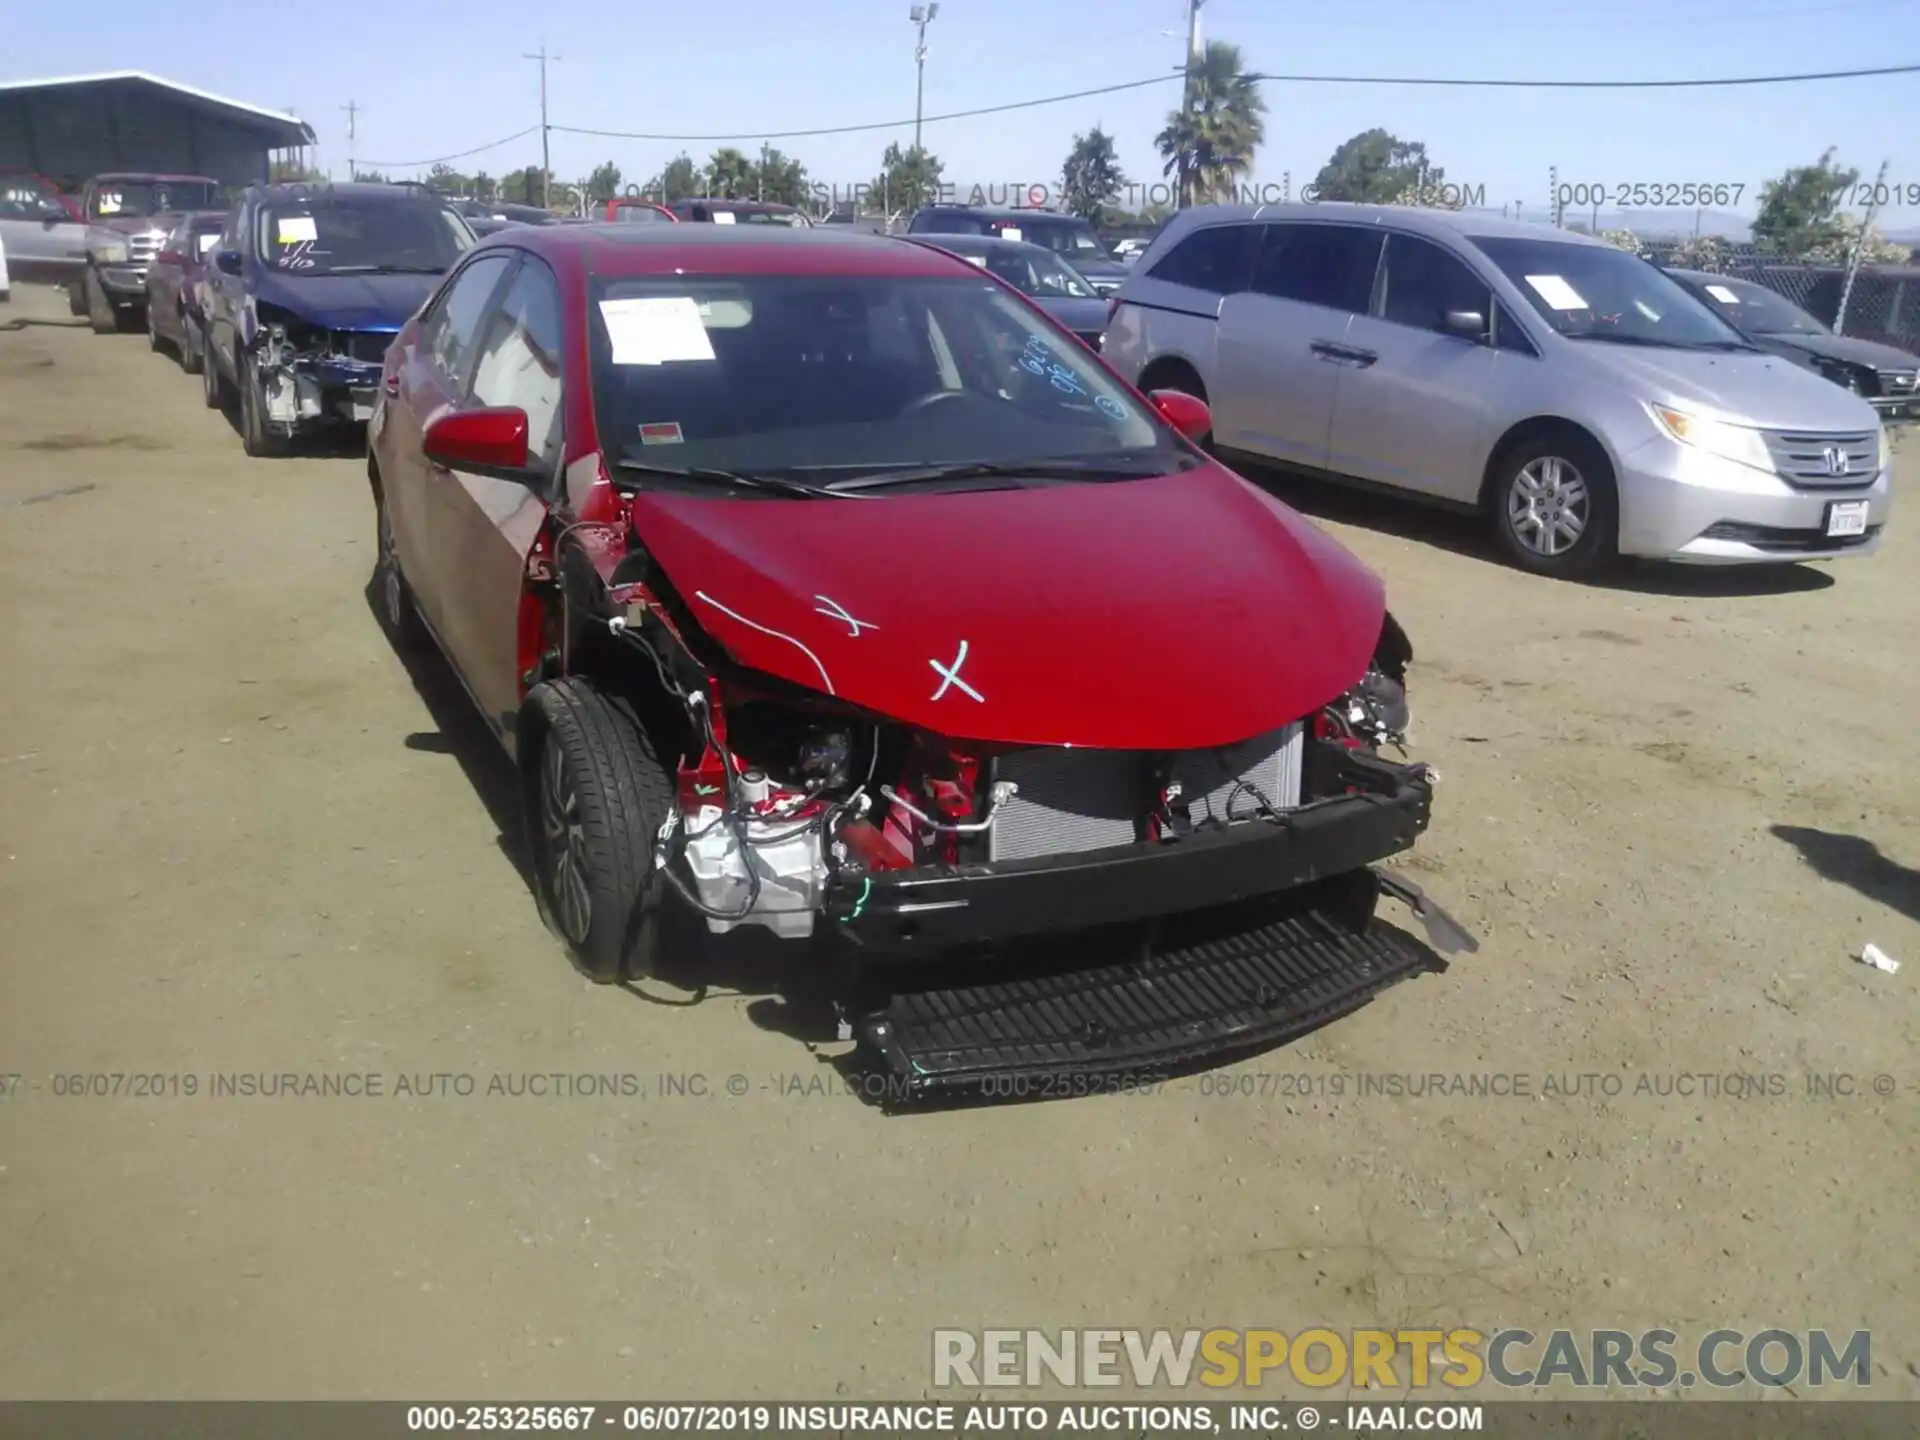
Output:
[421, 253, 513, 386]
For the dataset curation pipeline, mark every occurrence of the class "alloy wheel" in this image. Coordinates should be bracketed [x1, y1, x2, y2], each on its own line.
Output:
[539, 741, 592, 945]
[378, 504, 406, 632]
[1507, 456, 1590, 558]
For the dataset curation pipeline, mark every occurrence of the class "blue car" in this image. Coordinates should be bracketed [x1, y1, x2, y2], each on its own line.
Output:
[200, 182, 477, 456]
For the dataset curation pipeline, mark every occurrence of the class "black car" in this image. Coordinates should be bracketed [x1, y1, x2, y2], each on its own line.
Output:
[906, 205, 1129, 296]
[1665, 267, 1920, 422]
[907, 232, 1111, 348]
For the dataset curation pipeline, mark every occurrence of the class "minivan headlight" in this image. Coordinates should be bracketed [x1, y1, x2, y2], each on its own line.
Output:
[1648, 403, 1774, 473]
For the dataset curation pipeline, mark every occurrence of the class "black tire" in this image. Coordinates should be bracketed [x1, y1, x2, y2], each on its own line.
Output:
[84, 270, 117, 336]
[374, 486, 428, 652]
[180, 314, 203, 376]
[238, 351, 287, 457]
[202, 331, 225, 408]
[67, 282, 86, 317]
[523, 678, 682, 983]
[145, 297, 163, 352]
[1488, 432, 1619, 577]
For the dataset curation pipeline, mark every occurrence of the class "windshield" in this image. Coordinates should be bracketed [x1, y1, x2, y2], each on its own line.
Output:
[91, 180, 221, 219]
[959, 245, 1099, 299]
[256, 199, 473, 275]
[1685, 274, 1827, 336]
[996, 216, 1108, 260]
[1470, 236, 1752, 349]
[588, 272, 1176, 487]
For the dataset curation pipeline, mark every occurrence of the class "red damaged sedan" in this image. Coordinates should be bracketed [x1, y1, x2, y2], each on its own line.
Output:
[368, 223, 1475, 1101]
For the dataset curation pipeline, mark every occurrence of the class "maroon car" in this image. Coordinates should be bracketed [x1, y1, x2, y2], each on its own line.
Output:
[367, 224, 1472, 1101]
[144, 210, 228, 373]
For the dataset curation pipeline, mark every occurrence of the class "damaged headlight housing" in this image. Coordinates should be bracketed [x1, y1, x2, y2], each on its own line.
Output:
[95, 237, 130, 266]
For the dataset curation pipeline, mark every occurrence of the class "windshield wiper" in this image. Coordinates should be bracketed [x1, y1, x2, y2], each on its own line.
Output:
[822, 458, 1171, 493]
[322, 264, 447, 274]
[612, 460, 854, 499]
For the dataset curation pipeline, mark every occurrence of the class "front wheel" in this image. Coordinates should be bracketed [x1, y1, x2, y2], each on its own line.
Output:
[67, 282, 86, 317]
[374, 488, 428, 652]
[145, 297, 163, 352]
[1489, 435, 1619, 577]
[523, 678, 682, 984]
[238, 352, 287, 457]
[180, 314, 203, 375]
[84, 270, 117, 336]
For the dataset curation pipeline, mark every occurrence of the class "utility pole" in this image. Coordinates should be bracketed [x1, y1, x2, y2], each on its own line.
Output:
[1178, 0, 1205, 208]
[909, 4, 939, 152]
[341, 100, 358, 181]
[523, 42, 560, 209]
[1835, 157, 1889, 336]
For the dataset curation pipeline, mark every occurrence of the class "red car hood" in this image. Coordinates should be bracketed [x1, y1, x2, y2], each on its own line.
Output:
[628, 465, 1386, 750]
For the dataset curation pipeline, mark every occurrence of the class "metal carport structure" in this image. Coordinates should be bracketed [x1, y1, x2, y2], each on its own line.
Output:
[0, 71, 314, 189]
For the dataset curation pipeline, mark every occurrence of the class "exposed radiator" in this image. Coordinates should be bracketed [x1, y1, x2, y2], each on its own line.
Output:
[987, 723, 1305, 864]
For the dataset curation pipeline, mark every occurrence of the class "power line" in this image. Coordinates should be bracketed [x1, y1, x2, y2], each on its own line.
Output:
[546, 60, 1920, 145]
[357, 125, 541, 170]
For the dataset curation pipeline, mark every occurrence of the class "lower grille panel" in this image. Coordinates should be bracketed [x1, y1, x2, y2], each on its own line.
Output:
[854, 873, 1444, 1104]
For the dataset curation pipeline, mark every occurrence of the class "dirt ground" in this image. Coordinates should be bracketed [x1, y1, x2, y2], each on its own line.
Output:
[1, 280, 1916, 1402]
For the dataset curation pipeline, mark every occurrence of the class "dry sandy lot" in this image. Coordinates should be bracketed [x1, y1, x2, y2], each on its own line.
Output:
[1, 281, 1916, 1401]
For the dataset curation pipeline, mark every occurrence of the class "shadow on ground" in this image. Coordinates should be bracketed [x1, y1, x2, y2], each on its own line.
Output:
[1231, 460, 1836, 597]
[1771, 824, 1920, 924]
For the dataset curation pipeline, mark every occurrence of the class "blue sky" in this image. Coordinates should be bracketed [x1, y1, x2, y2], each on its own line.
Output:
[8, 0, 1920, 227]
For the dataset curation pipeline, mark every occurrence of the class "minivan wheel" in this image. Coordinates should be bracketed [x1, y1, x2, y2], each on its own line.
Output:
[523, 678, 682, 984]
[1490, 435, 1618, 576]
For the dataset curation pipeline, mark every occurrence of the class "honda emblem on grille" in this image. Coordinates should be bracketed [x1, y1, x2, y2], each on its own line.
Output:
[1822, 446, 1849, 476]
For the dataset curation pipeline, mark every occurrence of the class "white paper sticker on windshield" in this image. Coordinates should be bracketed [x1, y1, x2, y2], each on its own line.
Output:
[1524, 274, 1588, 310]
[711, 210, 737, 225]
[999, 227, 1023, 242]
[964, 254, 988, 266]
[97, 193, 122, 215]
[197, 233, 220, 254]
[599, 296, 717, 365]
[277, 216, 318, 244]
[1706, 284, 1740, 304]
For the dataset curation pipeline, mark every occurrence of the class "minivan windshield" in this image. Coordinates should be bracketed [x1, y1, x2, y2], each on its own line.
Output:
[1470, 236, 1755, 350]
[91, 179, 221, 219]
[1683, 274, 1827, 336]
[256, 198, 474, 276]
[588, 272, 1181, 489]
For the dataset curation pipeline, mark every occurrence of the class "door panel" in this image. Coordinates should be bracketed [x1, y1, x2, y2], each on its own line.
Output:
[391, 252, 517, 649]
[1327, 233, 1501, 500]
[1211, 222, 1382, 469]
[431, 257, 566, 733]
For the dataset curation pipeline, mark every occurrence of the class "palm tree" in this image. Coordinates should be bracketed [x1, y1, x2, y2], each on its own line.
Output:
[1155, 40, 1267, 207]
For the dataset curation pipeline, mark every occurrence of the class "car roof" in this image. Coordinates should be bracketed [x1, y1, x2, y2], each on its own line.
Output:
[477, 222, 976, 280]
[251, 181, 452, 204]
[915, 204, 1088, 222]
[91, 171, 218, 182]
[1153, 201, 1615, 249]
[911, 233, 1058, 260]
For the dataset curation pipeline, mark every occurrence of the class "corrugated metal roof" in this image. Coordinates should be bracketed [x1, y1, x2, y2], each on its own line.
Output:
[0, 71, 313, 144]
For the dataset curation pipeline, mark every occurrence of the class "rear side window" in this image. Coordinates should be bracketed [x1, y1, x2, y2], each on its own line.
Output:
[1378, 234, 1491, 333]
[1147, 224, 1257, 295]
[1251, 224, 1383, 313]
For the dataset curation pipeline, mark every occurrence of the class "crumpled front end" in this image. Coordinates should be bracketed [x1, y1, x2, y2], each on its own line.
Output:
[250, 306, 395, 431]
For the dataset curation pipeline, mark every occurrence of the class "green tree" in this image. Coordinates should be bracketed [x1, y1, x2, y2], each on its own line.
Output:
[1060, 126, 1127, 223]
[868, 142, 944, 216]
[426, 163, 471, 195]
[470, 171, 498, 203]
[587, 162, 623, 203]
[754, 146, 810, 206]
[1154, 40, 1266, 207]
[269, 160, 327, 183]
[705, 148, 756, 198]
[1753, 148, 1857, 258]
[1310, 129, 1440, 204]
[501, 166, 552, 205]
[1804, 211, 1911, 265]
[647, 152, 698, 202]
[354, 168, 392, 185]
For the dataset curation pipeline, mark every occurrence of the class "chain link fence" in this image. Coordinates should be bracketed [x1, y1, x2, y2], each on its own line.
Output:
[1636, 238, 1919, 350]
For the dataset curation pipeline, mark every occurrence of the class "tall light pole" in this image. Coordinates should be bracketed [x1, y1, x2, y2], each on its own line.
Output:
[910, 3, 939, 152]
[1178, 0, 1205, 208]
[523, 42, 560, 209]
[341, 100, 359, 181]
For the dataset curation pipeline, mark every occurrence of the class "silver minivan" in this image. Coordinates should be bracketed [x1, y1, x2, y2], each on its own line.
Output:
[1102, 204, 1893, 574]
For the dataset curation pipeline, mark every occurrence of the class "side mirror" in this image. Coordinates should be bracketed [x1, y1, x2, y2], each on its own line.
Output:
[214, 249, 242, 276]
[1148, 388, 1213, 443]
[423, 406, 531, 475]
[1443, 309, 1488, 341]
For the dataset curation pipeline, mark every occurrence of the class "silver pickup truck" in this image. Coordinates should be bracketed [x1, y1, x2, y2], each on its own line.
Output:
[67, 173, 224, 333]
